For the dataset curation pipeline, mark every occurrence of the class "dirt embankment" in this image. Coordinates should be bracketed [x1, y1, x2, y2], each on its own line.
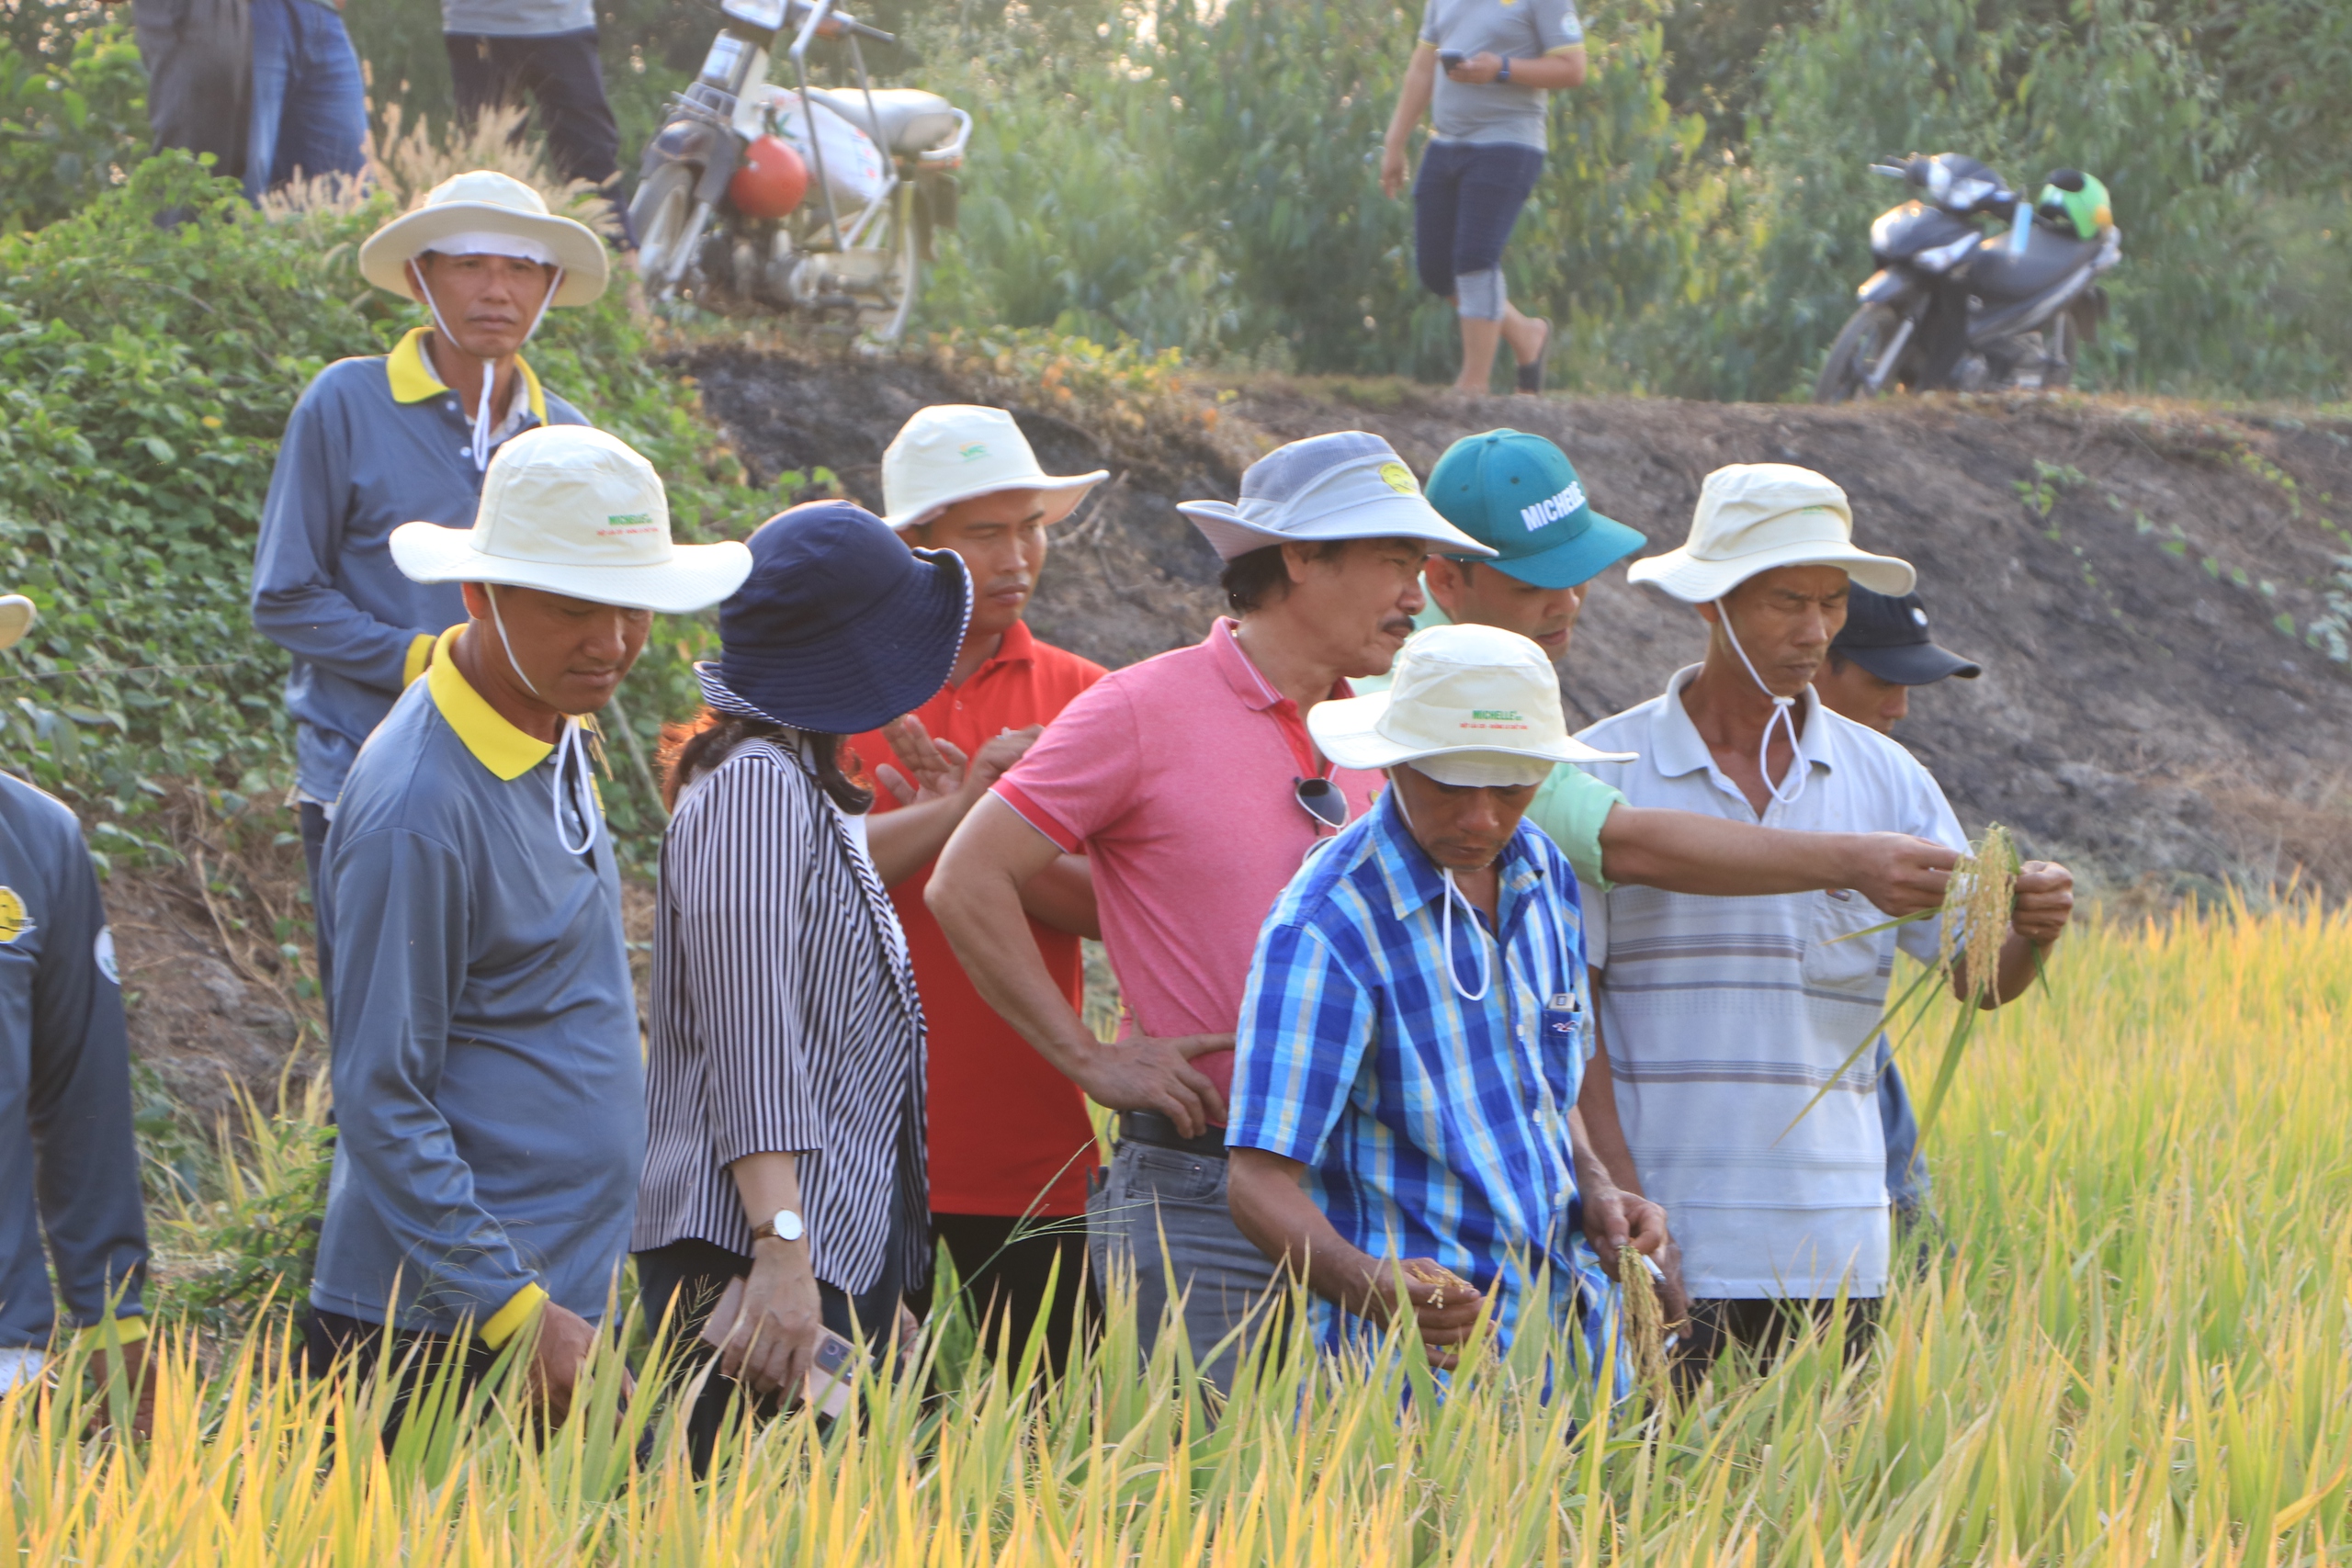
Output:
[694, 347, 2352, 904]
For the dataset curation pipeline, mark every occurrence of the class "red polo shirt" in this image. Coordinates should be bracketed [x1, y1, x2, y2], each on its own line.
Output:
[846, 619, 1107, 1219]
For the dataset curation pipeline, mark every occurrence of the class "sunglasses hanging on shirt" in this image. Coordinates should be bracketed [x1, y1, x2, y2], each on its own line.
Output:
[1294, 775, 1349, 831]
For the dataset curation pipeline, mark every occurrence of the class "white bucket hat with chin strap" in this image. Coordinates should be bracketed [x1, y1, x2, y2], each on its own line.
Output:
[360, 171, 612, 472]
[880, 405, 1108, 531]
[390, 425, 751, 857]
[1309, 622, 1633, 1002]
[1629, 463, 1916, 809]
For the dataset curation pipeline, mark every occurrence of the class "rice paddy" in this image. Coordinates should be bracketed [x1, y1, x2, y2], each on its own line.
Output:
[10, 899, 2348, 1564]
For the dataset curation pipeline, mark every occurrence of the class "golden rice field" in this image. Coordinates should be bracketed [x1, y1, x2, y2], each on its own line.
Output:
[10, 902, 2349, 1565]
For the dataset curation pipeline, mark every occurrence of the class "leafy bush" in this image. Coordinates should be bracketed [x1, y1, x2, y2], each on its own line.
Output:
[0, 17, 147, 232]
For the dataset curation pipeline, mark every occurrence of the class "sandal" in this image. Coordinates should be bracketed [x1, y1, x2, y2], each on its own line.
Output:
[1516, 318, 1554, 394]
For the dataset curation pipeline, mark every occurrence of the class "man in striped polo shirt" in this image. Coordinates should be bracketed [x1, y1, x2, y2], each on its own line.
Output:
[1574, 465, 2075, 1373]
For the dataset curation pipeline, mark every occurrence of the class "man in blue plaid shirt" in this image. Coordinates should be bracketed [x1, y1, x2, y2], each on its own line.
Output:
[1227, 624, 1674, 1372]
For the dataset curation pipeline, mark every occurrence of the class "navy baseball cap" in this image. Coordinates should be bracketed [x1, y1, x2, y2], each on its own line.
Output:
[1831, 585, 1982, 684]
[1423, 430, 1646, 590]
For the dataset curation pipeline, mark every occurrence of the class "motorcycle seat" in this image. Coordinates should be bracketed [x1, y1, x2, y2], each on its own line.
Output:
[1966, 229, 2102, 302]
[797, 87, 958, 154]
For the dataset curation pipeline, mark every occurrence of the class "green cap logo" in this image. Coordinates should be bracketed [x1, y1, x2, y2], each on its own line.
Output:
[1471, 709, 1523, 721]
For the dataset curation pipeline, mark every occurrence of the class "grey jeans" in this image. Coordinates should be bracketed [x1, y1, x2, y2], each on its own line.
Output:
[1088, 1140, 1278, 1393]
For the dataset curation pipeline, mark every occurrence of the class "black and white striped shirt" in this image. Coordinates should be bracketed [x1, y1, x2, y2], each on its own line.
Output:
[631, 737, 929, 1294]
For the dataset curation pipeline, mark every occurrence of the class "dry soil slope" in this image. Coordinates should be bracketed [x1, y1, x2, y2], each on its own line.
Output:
[692, 349, 2352, 902]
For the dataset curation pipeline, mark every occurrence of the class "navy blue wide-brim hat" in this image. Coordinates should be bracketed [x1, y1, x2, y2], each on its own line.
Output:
[697, 501, 972, 736]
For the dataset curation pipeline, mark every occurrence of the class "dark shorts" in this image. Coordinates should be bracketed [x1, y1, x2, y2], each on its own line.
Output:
[1412, 138, 1545, 298]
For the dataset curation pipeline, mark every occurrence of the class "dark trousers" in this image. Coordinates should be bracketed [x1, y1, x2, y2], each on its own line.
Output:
[1412, 138, 1544, 299]
[131, 0, 252, 181]
[298, 802, 333, 1002]
[635, 1235, 903, 1474]
[910, 1213, 1097, 1376]
[300, 1306, 508, 1442]
[445, 29, 623, 189]
[1675, 1296, 1881, 1393]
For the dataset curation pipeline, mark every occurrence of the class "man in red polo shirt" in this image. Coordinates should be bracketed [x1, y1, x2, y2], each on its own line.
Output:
[847, 405, 1108, 1372]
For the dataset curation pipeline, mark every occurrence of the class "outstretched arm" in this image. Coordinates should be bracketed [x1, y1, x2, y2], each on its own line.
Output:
[1598, 806, 1958, 917]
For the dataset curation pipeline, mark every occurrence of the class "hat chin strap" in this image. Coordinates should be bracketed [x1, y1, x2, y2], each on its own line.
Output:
[486, 584, 601, 858]
[410, 259, 565, 473]
[1716, 599, 1807, 808]
[1391, 782, 1491, 1003]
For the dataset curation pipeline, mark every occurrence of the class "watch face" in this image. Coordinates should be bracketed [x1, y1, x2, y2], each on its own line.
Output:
[773, 1209, 805, 1243]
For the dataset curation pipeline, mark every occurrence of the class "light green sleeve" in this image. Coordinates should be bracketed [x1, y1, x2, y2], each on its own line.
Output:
[1523, 763, 1623, 889]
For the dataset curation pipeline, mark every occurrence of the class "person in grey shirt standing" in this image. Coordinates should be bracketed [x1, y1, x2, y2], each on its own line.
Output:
[301, 425, 748, 1427]
[0, 594, 153, 1436]
[1380, 0, 1589, 395]
[250, 170, 607, 989]
[444, 0, 628, 233]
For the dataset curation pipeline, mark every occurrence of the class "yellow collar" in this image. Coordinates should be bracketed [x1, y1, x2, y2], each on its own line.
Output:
[387, 325, 549, 424]
[425, 625, 554, 781]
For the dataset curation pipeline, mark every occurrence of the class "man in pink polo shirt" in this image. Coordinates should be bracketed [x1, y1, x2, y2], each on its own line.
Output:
[929, 432, 1494, 1390]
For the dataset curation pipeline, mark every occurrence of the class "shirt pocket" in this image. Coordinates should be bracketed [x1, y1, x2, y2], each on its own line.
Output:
[1800, 888, 1892, 995]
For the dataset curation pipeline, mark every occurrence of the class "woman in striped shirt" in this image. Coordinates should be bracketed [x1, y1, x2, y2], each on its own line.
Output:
[632, 501, 970, 1466]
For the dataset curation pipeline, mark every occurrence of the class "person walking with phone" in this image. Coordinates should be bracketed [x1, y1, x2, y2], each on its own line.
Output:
[927, 432, 1494, 1393]
[632, 502, 972, 1472]
[1381, 0, 1589, 395]
[302, 426, 751, 1428]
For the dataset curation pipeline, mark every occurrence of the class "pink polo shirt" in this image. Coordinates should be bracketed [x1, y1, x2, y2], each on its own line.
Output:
[993, 619, 1385, 1102]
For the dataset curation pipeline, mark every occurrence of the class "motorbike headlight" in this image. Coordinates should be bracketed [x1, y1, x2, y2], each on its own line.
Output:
[1915, 232, 1981, 274]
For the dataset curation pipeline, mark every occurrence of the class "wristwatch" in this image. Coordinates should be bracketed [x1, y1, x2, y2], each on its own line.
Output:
[1497, 58, 1512, 84]
[752, 1208, 805, 1244]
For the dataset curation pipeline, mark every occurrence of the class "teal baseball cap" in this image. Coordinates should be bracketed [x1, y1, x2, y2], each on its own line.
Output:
[1424, 430, 1646, 590]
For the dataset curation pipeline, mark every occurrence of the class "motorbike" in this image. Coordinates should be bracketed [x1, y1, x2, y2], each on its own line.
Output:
[630, 0, 970, 342]
[1813, 152, 2122, 403]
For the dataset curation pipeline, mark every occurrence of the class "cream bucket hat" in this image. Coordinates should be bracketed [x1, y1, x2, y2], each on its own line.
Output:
[0, 596, 36, 653]
[1626, 463, 1915, 601]
[390, 426, 752, 614]
[881, 405, 1107, 531]
[359, 170, 609, 307]
[1309, 623, 1632, 784]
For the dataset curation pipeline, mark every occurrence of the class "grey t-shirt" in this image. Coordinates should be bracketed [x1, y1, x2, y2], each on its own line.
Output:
[1419, 0, 1584, 151]
[442, 0, 595, 36]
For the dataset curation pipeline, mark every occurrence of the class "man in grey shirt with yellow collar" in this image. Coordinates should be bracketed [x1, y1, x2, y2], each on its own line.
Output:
[302, 426, 749, 1424]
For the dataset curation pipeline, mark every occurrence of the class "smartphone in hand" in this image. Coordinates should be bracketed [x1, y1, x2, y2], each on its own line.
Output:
[698, 1277, 861, 1417]
[1438, 49, 1466, 73]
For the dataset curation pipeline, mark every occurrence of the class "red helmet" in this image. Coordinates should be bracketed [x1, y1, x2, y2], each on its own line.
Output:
[729, 136, 808, 220]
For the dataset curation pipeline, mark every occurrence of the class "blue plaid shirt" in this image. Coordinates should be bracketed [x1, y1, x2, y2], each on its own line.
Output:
[1227, 787, 1617, 1371]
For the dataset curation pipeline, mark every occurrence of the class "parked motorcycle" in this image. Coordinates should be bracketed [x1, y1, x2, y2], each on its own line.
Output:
[1814, 152, 2121, 403]
[630, 0, 970, 342]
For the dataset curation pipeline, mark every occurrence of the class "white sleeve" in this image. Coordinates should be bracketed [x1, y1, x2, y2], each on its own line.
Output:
[1577, 875, 1611, 970]
[1896, 766, 1971, 968]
